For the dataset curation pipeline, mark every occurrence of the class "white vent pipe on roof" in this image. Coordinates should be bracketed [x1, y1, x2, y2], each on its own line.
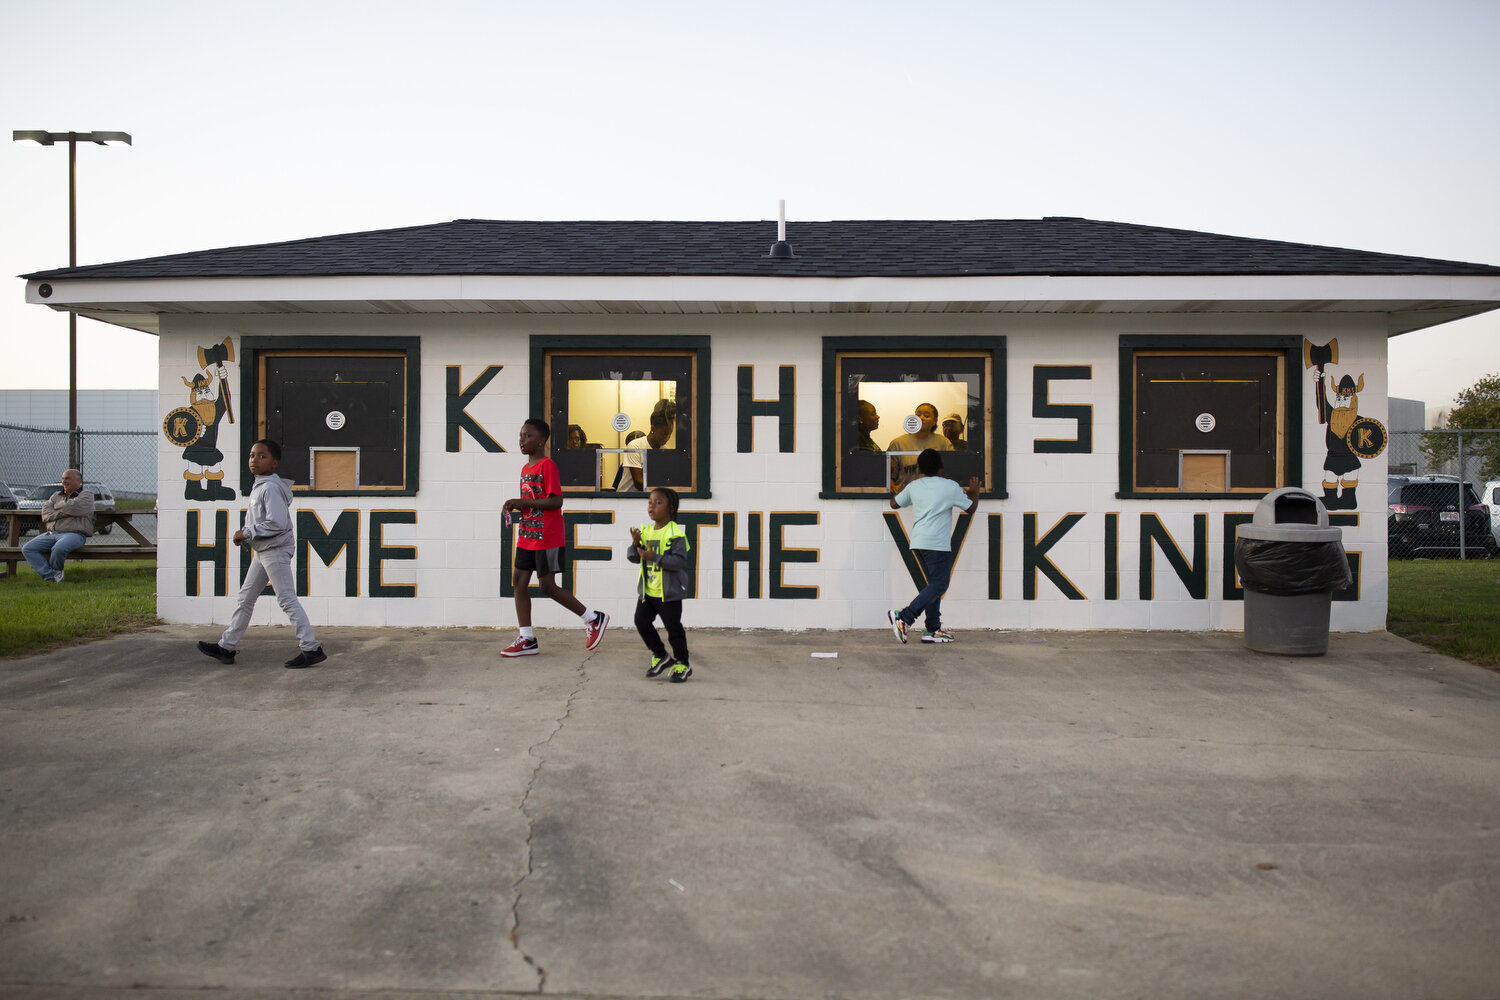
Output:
[767, 199, 796, 259]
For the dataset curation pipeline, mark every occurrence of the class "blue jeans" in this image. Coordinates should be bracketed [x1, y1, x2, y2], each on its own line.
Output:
[23, 531, 88, 581]
[899, 548, 953, 633]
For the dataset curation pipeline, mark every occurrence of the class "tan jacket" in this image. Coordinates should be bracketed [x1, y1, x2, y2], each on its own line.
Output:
[42, 490, 95, 536]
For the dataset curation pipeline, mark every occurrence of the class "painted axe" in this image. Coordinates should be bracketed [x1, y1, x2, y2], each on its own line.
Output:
[198, 337, 236, 425]
[1304, 338, 1338, 424]
[1303, 338, 1338, 374]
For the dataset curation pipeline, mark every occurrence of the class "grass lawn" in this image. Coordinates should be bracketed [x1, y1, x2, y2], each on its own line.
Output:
[0, 562, 159, 658]
[1387, 558, 1500, 670]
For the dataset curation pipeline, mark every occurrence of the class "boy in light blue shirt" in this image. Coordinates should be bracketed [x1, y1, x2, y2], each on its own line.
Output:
[887, 449, 980, 644]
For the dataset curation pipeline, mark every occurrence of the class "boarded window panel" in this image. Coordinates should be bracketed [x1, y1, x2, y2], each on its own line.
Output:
[264, 355, 406, 489]
[1135, 353, 1279, 492]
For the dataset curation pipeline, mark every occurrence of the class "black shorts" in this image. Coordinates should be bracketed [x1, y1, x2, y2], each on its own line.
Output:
[515, 546, 565, 576]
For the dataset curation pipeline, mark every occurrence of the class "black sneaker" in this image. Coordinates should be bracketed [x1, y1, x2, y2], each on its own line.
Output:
[669, 661, 692, 683]
[647, 654, 676, 678]
[284, 647, 328, 669]
[197, 640, 236, 664]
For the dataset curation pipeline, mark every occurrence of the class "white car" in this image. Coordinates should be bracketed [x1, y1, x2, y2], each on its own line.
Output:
[1484, 480, 1500, 546]
[15, 482, 117, 534]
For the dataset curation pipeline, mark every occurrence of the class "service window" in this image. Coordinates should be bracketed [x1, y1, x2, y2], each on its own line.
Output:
[241, 338, 420, 496]
[1119, 336, 1300, 498]
[531, 336, 711, 497]
[821, 336, 1005, 498]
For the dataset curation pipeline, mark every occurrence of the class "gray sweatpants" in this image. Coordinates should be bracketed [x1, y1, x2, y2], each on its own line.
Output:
[219, 542, 318, 652]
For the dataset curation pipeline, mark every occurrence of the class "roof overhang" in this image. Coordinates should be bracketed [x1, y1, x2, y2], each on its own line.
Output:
[26, 272, 1500, 337]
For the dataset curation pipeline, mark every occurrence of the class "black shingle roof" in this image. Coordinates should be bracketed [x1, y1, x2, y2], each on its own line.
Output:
[23, 218, 1500, 281]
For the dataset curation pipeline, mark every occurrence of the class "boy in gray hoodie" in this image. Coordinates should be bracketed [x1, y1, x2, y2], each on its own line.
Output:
[197, 439, 326, 668]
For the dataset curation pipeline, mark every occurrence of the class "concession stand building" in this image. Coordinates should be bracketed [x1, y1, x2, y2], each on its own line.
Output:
[22, 218, 1500, 632]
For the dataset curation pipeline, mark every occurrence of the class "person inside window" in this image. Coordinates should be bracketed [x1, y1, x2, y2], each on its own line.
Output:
[613, 430, 648, 491]
[640, 404, 675, 488]
[886, 402, 950, 485]
[941, 412, 967, 451]
[649, 398, 676, 444]
[856, 400, 882, 451]
[618, 403, 674, 491]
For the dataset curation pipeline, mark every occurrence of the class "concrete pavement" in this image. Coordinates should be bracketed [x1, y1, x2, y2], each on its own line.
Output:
[2, 625, 1499, 1000]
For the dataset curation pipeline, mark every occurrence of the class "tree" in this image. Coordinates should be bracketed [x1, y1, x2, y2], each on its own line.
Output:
[1421, 372, 1500, 480]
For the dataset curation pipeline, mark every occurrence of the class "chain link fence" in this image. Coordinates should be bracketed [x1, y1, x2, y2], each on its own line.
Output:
[0, 421, 158, 545]
[8, 420, 1498, 561]
[1387, 429, 1500, 559]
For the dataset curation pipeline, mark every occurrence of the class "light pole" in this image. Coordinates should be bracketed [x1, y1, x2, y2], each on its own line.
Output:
[13, 130, 132, 467]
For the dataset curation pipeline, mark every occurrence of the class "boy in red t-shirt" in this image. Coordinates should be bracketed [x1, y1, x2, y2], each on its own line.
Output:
[500, 418, 609, 657]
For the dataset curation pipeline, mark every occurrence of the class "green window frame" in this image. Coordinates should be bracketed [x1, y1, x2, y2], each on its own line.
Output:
[530, 335, 712, 498]
[1117, 335, 1301, 499]
[239, 336, 421, 497]
[821, 336, 1006, 499]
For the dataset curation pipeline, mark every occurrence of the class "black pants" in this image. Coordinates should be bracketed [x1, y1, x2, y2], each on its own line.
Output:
[635, 595, 689, 664]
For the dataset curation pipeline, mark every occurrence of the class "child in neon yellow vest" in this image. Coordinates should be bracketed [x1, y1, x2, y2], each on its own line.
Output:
[627, 486, 692, 681]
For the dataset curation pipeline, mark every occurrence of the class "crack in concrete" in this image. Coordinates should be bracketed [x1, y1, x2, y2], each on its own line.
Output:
[508, 652, 593, 994]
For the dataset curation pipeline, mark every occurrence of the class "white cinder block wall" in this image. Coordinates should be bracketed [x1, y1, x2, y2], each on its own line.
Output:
[156, 311, 1388, 632]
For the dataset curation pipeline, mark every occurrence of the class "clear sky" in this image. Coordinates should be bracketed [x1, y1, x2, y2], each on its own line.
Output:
[3, 0, 1497, 409]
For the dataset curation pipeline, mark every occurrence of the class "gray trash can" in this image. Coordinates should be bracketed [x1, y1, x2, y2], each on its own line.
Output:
[1234, 487, 1353, 656]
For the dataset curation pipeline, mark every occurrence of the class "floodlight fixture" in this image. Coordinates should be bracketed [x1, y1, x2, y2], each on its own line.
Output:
[14, 130, 132, 146]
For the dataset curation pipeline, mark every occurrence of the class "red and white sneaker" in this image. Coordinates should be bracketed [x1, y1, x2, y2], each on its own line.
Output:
[584, 611, 609, 651]
[500, 636, 539, 657]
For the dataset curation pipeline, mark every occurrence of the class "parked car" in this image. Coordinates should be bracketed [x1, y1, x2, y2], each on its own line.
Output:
[1387, 475, 1498, 558]
[1484, 480, 1500, 546]
[0, 481, 17, 512]
[15, 482, 118, 535]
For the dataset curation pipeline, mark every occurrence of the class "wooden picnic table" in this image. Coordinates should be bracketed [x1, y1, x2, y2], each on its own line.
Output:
[1, 508, 157, 578]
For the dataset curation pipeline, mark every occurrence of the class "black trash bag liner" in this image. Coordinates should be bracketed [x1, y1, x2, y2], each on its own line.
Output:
[1234, 538, 1353, 596]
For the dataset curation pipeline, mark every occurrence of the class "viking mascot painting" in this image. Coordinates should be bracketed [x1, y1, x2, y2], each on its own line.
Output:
[1306, 338, 1386, 511]
[163, 338, 237, 502]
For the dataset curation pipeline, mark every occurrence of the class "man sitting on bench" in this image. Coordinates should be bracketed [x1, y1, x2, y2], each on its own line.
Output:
[22, 469, 94, 583]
